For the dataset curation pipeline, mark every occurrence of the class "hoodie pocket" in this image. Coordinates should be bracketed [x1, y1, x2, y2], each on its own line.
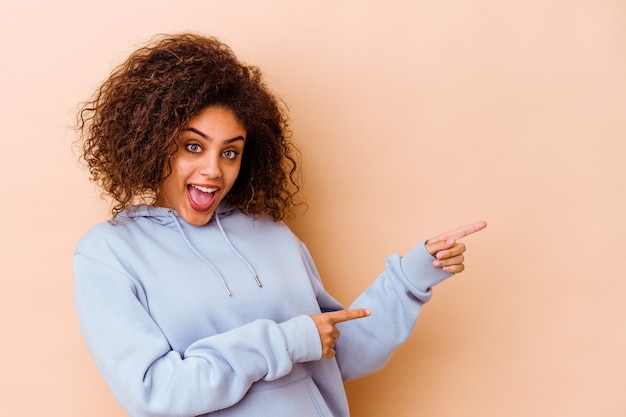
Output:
[214, 375, 333, 417]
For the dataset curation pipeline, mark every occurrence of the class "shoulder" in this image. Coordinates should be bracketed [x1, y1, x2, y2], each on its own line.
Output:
[75, 214, 145, 256]
[221, 208, 291, 231]
[76, 220, 117, 249]
[220, 209, 303, 246]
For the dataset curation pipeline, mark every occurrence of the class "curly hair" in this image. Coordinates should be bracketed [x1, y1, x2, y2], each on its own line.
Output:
[77, 33, 301, 220]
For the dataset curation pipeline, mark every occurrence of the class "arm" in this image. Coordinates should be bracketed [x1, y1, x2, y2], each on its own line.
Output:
[337, 240, 451, 380]
[74, 254, 321, 417]
[304, 240, 447, 381]
[307, 221, 487, 381]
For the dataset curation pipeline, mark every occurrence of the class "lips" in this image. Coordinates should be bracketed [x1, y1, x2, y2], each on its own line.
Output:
[187, 184, 219, 212]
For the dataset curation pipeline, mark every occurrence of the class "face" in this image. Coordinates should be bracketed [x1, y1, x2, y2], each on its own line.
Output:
[156, 106, 246, 226]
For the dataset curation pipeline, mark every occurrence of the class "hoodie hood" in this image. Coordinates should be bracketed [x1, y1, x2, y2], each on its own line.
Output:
[117, 203, 236, 225]
[117, 203, 260, 296]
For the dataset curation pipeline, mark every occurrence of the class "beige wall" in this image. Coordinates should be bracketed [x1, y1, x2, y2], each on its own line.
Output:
[1, 1, 625, 416]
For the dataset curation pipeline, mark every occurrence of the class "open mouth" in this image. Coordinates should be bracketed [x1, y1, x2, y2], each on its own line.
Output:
[187, 184, 219, 212]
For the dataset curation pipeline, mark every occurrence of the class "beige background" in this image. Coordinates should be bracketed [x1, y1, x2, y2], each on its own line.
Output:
[1, 0, 625, 416]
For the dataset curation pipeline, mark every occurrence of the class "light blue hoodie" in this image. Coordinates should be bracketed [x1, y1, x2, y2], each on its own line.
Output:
[74, 205, 451, 417]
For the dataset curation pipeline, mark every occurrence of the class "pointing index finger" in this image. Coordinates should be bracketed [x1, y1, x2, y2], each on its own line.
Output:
[327, 308, 371, 324]
[431, 221, 487, 242]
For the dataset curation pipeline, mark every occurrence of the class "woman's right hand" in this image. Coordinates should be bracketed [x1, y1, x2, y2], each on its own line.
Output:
[310, 309, 371, 358]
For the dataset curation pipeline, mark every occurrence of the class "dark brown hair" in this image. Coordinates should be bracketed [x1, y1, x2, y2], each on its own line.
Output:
[77, 33, 300, 220]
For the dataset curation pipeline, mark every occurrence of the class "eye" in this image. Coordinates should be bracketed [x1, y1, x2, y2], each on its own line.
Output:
[223, 150, 239, 160]
[185, 143, 202, 153]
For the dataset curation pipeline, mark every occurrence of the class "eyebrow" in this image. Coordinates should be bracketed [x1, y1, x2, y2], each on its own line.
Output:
[184, 127, 245, 143]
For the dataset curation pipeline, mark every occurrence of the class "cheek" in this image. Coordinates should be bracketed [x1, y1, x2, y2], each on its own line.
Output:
[162, 160, 192, 192]
[230, 162, 243, 181]
[224, 162, 243, 189]
[169, 157, 195, 178]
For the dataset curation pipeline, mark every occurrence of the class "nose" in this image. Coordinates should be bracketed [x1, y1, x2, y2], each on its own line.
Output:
[199, 153, 222, 179]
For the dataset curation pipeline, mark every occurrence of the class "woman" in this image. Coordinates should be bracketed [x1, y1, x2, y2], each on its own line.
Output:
[74, 33, 486, 417]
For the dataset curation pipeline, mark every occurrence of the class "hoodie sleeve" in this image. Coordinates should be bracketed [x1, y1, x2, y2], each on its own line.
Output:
[74, 253, 321, 417]
[301, 240, 452, 382]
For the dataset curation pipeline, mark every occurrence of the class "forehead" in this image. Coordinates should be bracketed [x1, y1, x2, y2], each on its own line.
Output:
[184, 106, 246, 139]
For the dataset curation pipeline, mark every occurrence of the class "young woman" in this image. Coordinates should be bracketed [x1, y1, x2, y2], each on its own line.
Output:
[74, 33, 486, 417]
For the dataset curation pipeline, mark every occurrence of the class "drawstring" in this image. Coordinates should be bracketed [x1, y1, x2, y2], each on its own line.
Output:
[166, 209, 263, 296]
[214, 212, 263, 288]
[167, 210, 232, 296]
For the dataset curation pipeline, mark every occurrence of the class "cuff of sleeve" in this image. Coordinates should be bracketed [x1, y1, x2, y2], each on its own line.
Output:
[396, 239, 453, 298]
[279, 315, 322, 363]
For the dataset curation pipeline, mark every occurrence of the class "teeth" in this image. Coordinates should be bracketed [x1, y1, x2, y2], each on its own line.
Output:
[191, 185, 218, 193]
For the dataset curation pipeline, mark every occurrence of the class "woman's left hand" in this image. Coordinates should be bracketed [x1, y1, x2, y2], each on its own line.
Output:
[425, 221, 487, 274]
